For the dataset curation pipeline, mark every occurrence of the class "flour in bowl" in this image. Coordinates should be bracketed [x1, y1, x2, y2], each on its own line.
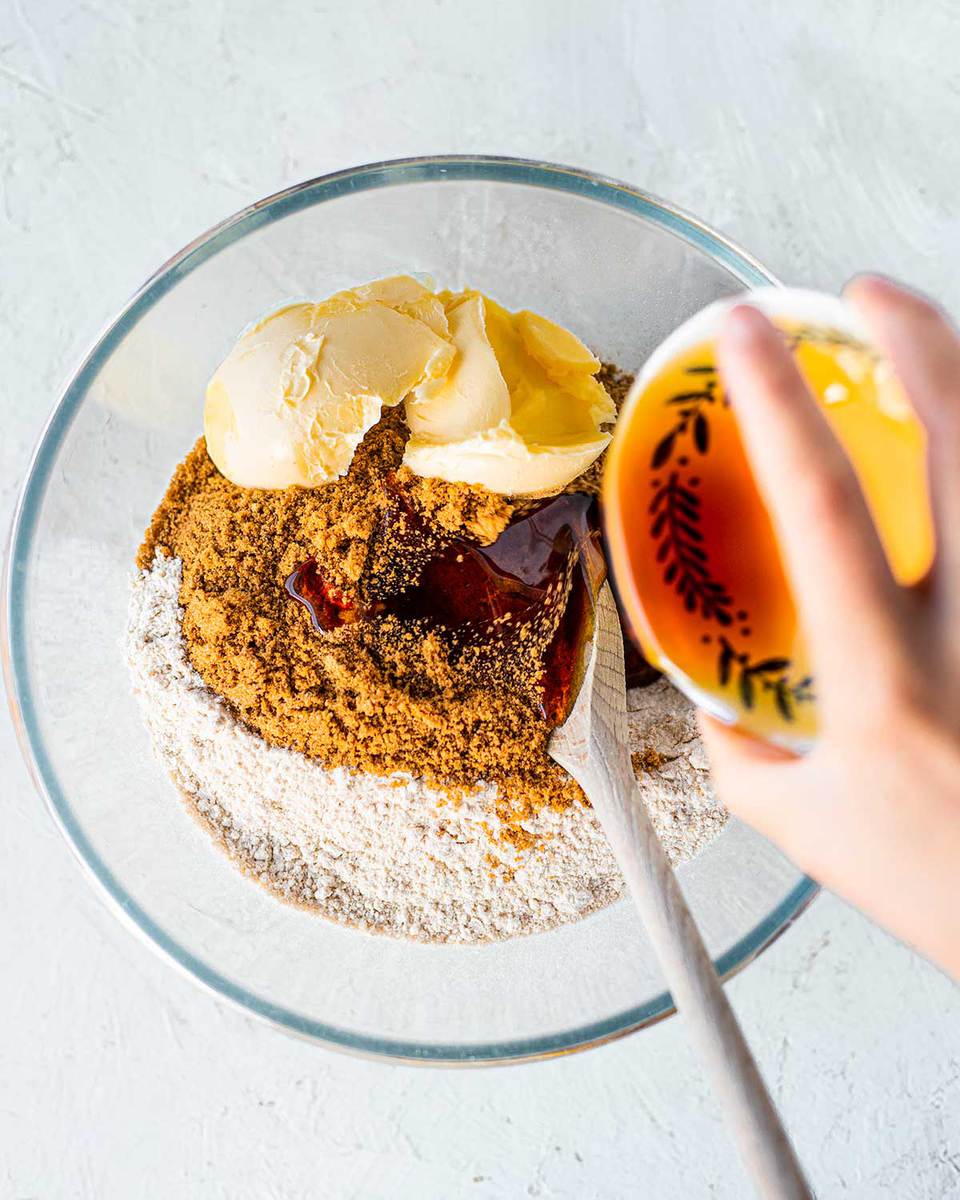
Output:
[125, 553, 726, 943]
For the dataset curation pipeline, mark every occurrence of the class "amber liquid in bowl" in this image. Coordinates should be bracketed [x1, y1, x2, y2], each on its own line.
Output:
[603, 325, 933, 748]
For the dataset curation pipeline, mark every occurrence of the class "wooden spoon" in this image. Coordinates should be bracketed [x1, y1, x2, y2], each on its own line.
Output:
[549, 583, 813, 1200]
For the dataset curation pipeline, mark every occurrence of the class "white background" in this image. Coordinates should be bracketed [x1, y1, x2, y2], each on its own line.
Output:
[2, 2, 959, 1197]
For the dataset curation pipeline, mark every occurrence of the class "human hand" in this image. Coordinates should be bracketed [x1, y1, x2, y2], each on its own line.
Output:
[701, 276, 960, 978]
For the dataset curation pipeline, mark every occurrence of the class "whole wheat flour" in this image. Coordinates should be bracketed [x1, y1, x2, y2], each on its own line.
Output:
[126, 552, 726, 943]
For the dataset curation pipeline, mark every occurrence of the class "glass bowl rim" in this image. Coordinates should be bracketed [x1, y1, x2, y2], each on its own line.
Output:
[2, 154, 818, 1065]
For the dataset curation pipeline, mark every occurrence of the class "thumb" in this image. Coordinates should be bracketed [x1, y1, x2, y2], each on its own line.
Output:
[698, 711, 805, 834]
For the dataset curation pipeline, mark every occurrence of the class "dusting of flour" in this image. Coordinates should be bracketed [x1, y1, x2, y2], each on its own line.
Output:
[125, 553, 725, 943]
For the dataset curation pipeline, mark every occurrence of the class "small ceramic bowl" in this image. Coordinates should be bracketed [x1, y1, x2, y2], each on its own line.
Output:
[604, 287, 931, 751]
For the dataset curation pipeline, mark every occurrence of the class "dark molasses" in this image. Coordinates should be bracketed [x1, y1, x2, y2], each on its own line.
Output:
[286, 489, 658, 724]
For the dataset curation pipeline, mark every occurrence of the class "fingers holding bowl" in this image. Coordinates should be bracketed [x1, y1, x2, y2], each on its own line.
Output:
[717, 305, 906, 708]
[845, 275, 960, 616]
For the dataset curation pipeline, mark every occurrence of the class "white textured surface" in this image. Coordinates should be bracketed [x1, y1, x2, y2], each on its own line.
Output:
[2, 1, 959, 1197]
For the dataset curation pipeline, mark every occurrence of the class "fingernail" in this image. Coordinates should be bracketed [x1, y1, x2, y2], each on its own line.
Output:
[845, 273, 900, 299]
[722, 304, 768, 343]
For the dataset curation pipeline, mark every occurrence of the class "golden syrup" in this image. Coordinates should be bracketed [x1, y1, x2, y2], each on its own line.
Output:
[603, 323, 933, 747]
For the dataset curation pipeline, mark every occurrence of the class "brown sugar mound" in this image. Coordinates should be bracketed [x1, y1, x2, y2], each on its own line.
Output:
[138, 368, 633, 830]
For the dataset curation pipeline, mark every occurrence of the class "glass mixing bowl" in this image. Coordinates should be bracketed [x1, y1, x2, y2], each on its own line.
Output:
[3, 156, 816, 1063]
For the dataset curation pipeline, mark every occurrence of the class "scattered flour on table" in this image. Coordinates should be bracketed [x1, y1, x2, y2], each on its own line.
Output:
[125, 553, 726, 943]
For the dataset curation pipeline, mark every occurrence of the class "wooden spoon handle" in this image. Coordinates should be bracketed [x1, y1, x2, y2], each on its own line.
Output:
[550, 585, 811, 1196]
[598, 757, 813, 1199]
